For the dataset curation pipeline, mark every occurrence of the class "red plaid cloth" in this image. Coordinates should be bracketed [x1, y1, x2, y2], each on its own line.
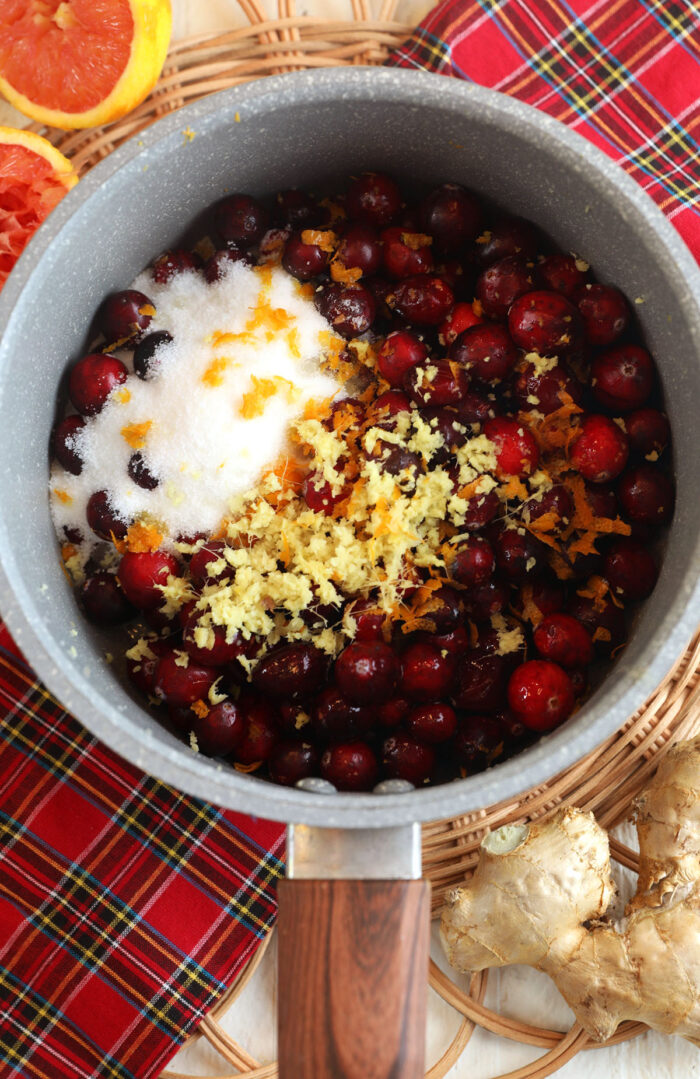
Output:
[1, 3, 698, 1077]
[0, 623, 283, 1079]
[387, 0, 700, 261]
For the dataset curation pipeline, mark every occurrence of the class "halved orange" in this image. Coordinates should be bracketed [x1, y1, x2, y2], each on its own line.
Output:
[0, 126, 78, 290]
[0, 0, 172, 131]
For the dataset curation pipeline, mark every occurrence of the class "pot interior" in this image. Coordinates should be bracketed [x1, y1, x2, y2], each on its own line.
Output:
[0, 69, 698, 827]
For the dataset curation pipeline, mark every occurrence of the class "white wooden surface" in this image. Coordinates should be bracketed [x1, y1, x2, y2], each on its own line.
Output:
[1, 2, 695, 1074]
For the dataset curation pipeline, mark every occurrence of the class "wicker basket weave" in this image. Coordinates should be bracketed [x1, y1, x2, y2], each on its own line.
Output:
[28, 2, 700, 1075]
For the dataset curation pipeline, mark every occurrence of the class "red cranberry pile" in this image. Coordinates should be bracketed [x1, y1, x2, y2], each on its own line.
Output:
[53, 172, 674, 792]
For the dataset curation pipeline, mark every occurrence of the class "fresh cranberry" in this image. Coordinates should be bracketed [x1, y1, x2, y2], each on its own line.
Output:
[316, 283, 376, 338]
[591, 345, 654, 411]
[405, 358, 468, 407]
[463, 579, 509, 621]
[127, 452, 159, 490]
[213, 194, 269, 247]
[452, 651, 507, 712]
[299, 589, 344, 632]
[118, 550, 179, 609]
[343, 597, 387, 641]
[571, 415, 629, 482]
[392, 274, 454, 325]
[312, 687, 374, 742]
[276, 188, 322, 228]
[377, 697, 411, 728]
[576, 284, 629, 346]
[508, 659, 574, 731]
[97, 290, 154, 344]
[451, 536, 495, 586]
[604, 539, 658, 599]
[203, 247, 250, 283]
[150, 248, 200, 284]
[420, 183, 482, 252]
[400, 641, 456, 701]
[513, 578, 560, 621]
[533, 613, 593, 668]
[80, 572, 135, 625]
[422, 585, 463, 633]
[569, 668, 588, 698]
[476, 255, 538, 321]
[475, 217, 540, 266]
[625, 409, 670, 457]
[406, 702, 457, 743]
[235, 693, 279, 763]
[484, 417, 539, 478]
[508, 290, 583, 355]
[584, 482, 618, 519]
[335, 224, 382, 276]
[321, 740, 378, 791]
[460, 489, 501, 531]
[382, 735, 435, 784]
[126, 637, 169, 696]
[335, 641, 398, 705]
[523, 484, 573, 526]
[450, 323, 518, 383]
[455, 715, 505, 771]
[382, 227, 434, 278]
[282, 231, 330, 280]
[538, 253, 590, 298]
[493, 528, 546, 581]
[189, 540, 235, 587]
[86, 490, 128, 540]
[419, 407, 467, 466]
[376, 330, 428, 386]
[69, 353, 128, 416]
[194, 701, 244, 756]
[347, 172, 402, 228]
[617, 464, 674, 524]
[513, 361, 584, 414]
[269, 741, 319, 786]
[371, 389, 412, 421]
[182, 618, 252, 668]
[376, 444, 424, 492]
[474, 618, 526, 667]
[456, 392, 496, 427]
[302, 473, 348, 515]
[568, 593, 626, 654]
[133, 330, 173, 379]
[52, 415, 86, 474]
[421, 624, 470, 655]
[439, 301, 482, 346]
[153, 651, 218, 706]
[252, 643, 326, 700]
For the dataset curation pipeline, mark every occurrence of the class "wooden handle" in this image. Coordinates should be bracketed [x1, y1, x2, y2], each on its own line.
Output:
[277, 878, 430, 1079]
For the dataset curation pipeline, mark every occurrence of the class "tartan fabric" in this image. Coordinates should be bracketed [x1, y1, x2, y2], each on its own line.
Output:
[387, 0, 700, 262]
[0, 624, 284, 1079]
[1, 3, 698, 1077]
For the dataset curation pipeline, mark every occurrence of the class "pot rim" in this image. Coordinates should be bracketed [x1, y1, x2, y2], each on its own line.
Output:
[1, 67, 699, 828]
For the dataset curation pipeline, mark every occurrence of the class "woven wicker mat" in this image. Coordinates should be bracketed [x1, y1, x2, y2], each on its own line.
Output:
[28, 4, 700, 1076]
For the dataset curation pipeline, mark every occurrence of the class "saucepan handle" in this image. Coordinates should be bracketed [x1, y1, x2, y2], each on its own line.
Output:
[277, 877, 431, 1079]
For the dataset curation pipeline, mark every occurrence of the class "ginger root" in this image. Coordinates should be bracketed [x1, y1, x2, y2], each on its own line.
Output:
[440, 736, 700, 1044]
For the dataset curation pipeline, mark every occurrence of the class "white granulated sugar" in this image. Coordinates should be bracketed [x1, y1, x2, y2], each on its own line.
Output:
[50, 262, 340, 552]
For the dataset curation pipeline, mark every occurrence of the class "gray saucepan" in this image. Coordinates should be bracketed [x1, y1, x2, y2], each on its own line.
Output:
[0, 68, 699, 1078]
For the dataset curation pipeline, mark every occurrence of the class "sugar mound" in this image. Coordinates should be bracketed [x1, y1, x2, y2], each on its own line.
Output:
[50, 262, 340, 551]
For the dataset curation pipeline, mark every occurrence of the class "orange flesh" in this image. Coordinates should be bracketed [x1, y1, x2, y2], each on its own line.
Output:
[0, 141, 71, 286]
[0, 0, 133, 112]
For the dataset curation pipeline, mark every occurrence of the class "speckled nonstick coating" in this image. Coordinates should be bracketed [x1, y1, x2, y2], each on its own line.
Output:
[0, 68, 698, 828]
